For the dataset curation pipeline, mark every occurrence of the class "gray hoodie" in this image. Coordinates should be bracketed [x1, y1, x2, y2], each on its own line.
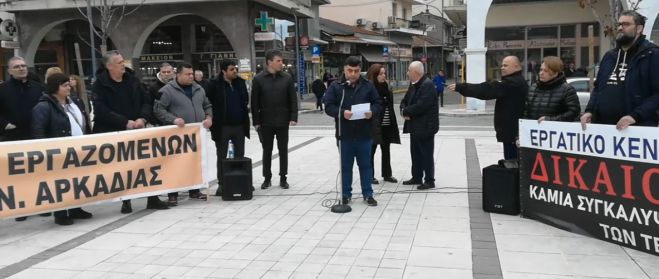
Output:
[154, 80, 213, 125]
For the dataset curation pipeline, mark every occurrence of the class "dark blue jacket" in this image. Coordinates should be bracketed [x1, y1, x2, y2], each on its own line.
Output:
[206, 75, 250, 141]
[432, 75, 445, 93]
[401, 76, 439, 138]
[324, 76, 383, 140]
[586, 37, 659, 126]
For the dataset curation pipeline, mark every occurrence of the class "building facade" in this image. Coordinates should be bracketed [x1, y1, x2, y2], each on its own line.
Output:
[0, 0, 327, 87]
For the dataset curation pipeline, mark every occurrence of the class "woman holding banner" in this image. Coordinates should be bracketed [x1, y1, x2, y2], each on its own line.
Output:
[524, 56, 581, 122]
[31, 73, 93, 225]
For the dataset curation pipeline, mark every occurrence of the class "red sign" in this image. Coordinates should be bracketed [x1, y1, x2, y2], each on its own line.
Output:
[300, 35, 309, 49]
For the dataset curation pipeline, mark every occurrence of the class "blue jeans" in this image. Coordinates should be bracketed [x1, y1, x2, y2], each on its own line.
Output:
[340, 138, 374, 199]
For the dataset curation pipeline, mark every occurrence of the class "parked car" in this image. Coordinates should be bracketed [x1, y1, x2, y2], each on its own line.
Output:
[529, 77, 592, 113]
[566, 77, 592, 112]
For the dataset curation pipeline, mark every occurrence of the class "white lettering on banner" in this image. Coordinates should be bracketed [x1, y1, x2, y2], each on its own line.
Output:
[599, 223, 637, 246]
[576, 195, 659, 227]
[640, 233, 659, 253]
[519, 120, 659, 164]
[529, 185, 573, 208]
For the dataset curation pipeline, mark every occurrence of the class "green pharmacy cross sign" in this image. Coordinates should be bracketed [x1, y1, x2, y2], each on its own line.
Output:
[255, 11, 274, 32]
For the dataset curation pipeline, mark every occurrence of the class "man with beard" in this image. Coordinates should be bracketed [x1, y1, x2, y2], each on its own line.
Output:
[581, 10, 659, 130]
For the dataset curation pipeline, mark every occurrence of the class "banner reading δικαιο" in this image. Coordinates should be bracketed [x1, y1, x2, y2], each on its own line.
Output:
[0, 124, 208, 219]
[519, 120, 659, 256]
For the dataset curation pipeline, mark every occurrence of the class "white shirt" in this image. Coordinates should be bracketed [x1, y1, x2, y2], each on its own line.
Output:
[64, 100, 85, 136]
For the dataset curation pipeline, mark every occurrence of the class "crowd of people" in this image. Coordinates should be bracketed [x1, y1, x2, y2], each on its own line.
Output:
[2, 10, 658, 224]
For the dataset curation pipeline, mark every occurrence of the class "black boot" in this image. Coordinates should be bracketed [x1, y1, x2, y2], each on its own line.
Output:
[146, 196, 169, 210]
[121, 200, 133, 214]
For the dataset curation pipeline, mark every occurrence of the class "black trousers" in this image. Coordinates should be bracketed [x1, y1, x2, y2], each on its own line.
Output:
[260, 126, 289, 180]
[503, 142, 518, 160]
[215, 125, 246, 184]
[314, 93, 324, 110]
[371, 143, 392, 178]
[410, 135, 435, 183]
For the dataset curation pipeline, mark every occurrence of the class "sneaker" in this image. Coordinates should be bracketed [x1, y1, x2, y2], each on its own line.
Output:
[372, 178, 379, 184]
[120, 200, 133, 214]
[417, 183, 436, 190]
[54, 216, 73, 226]
[15, 217, 27, 222]
[280, 180, 290, 189]
[189, 193, 207, 200]
[402, 179, 422, 185]
[261, 180, 271, 189]
[167, 196, 178, 206]
[342, 197, 351, 205]
[69, 208, 93, 219]
[366, 197, 378, 206]
[146, 198, 170, 209]
[383, 177, 398, 183]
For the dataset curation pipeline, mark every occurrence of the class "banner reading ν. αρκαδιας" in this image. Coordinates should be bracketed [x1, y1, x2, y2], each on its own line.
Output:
[0, 124, 209, 219]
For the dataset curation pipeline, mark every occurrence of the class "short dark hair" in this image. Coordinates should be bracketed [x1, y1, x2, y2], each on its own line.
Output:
[46, 73, 70, 95]
[620, 10, 647, 26]
[265, 50, 282, 65]
[220, 60, 237, 72]
[177, 63, 193, 73]
[344, 56, 361, 67]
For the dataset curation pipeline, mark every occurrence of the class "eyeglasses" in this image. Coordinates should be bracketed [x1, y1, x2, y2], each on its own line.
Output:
[11, 64, 27, 69]
[617, 22, 635, 28]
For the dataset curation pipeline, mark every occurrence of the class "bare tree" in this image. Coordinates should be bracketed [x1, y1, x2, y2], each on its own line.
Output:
[577, 0, 643, 46]
[73, 0, 146, 55]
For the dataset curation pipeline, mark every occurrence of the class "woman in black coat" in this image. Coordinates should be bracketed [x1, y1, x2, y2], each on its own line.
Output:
[366, 64, 401, 184]
[525, 56, 580, 122]
[31, 73, 93, 226]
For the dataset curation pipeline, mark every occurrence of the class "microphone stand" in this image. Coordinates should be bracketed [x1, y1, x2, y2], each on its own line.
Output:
[331, 81, 352, 213]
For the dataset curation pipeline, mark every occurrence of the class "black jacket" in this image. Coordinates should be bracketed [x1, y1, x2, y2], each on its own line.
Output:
[324, 75, 383, 140]
[92, 68, 152, 133]
[206, 75, 251, 141]
[312, 79, 326, 96]
[401, 76, 439, 138]
[251, 70, 298, 127]
[147, 78, 167, 126]
[31, 94, 90, 139]
[524, 74, 580, 122]
[455, 71, 527, 142]
[0, 77, 46, 141]
[372, 82, 400, 145]
[586, 36, 659, 126]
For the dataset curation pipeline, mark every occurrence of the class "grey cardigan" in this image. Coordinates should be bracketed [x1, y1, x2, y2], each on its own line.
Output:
[154, 80, 213, 125]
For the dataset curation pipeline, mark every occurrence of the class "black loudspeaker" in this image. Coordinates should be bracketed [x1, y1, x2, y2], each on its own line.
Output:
[482, 160, 520, 215]
[221, 157, 253, 201]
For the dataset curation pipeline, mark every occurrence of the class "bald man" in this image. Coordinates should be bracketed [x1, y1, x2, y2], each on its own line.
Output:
[448, 56, 528, 160]
[401, 61, 439, 189]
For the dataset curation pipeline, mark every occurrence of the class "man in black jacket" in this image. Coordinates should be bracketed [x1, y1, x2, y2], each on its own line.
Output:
[251, 50, 298, 190]
[0, 56, 52, 222]
[401, 61, 439, 190]
[311, 76, 326, 111]
[92, 50, 169, 213]
[324, 56, 382, 206]
[207, 60, 250, 195]
[581, 11, 659, 130]
[448, 56, 527, 160]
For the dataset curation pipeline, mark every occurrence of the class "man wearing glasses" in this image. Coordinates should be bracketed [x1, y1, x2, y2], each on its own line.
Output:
[0, 57, 49, 221]
[581, 10, 659, 130]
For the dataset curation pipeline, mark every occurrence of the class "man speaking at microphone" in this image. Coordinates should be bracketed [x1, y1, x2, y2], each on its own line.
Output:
[324, 56, 383, 206]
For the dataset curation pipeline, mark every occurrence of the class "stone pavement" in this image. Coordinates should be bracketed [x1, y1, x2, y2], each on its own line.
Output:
[0, 127, 658, 279]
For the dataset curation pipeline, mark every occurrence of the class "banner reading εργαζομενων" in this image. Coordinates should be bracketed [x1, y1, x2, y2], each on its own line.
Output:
[0, 124, 208, 219]
[519, 120, 659, 257]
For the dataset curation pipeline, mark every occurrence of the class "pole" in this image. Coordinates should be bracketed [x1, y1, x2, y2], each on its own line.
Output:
[292, 8, 300, 96]
[588, 25, 594, 90]
[87, 1, 97, 83]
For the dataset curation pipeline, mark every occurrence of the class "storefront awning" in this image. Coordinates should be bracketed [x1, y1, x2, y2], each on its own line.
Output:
[360, 50, 389, 63]
[310, 36, 329, 45]
[360, 38, 397, 46]
[332, 36, 367, 44]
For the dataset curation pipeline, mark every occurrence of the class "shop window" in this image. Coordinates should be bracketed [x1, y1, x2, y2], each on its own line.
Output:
[195, 24, 232, 53]
[580, 46, 600, 68]
[485, 27, 524, 41]
[580, 22, 600, 37]
[144, 26, 182, 54]
[560, 25, 576, 38]
[528, 26, 557, 39]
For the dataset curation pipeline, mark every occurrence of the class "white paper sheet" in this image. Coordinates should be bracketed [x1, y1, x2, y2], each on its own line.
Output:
[350, 103, 370, 120]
